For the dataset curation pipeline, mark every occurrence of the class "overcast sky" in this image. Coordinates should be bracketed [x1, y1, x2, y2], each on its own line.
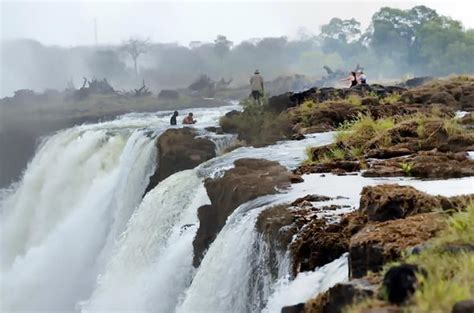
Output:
[1, 0, 473, 47]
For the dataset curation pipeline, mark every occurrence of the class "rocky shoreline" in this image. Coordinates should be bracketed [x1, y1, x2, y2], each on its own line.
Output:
[145, 76, 474, 312]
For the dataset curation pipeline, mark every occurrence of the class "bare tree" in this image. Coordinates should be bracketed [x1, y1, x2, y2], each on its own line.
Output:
[122, 37, 150, 75]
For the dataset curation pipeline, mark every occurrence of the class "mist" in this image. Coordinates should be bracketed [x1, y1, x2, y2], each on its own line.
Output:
[1, 1, 474, 97]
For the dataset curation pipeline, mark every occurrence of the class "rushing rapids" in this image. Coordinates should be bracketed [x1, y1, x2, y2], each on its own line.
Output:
[1, 103, 473, 313]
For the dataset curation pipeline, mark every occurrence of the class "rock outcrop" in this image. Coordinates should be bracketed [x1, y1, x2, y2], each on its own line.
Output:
[305, 278, 378, 313]
[358, 184, 473, 222]
[192, 158, 302, 267]
[145, 128, 216, 193]
[349, 213, 445, 278]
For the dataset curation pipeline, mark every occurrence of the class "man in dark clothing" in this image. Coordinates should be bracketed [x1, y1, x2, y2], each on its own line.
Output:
[170, 111, 179, 125]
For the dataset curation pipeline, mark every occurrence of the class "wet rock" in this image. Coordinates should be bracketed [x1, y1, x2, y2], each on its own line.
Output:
[452, 300, 474, 313]
[219, 110, 242, 133]
[363, 151, 474, 179]
[459, 112, 474, 125]
[294, 161, 360, 175]
[193, 158, 296, 267]
[281, 303, 305, 313]
[268, 92, 293, 112]
[349, 213, 445, 278]
[305, 278, 378, 313]
[292, 133, 306, 140]
[145, 128, 216, 194]
[204, 126, 223, 134]
[383, 264, 424, 305]
[292, 194, 333, 204]
[359, 184, 443, 222]
[364, 147, 414, 159]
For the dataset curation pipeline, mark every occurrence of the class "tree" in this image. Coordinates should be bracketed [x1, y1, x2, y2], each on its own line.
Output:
[367, 6, 438, 60]
[320, 17, 361, 43]
[122, 37, 150, 75]
[214, 35, 233, 59]
[320, 18, 363, 58]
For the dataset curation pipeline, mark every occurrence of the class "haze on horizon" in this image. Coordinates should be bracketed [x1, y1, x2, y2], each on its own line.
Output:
[2, 0, 474, 47]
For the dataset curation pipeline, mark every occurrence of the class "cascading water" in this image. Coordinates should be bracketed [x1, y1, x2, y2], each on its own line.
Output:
[1, 103, 473, 313]
[81, 169, 209, 312]
[0, 127, 158, 311]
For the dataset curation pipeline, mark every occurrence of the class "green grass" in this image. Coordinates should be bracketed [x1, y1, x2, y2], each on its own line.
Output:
[346, 95, 363, 106]
[335, 114, 395, 149]
[380, 93, 401, 105]
[400, 162, 413, 176]
[443, 118, 463, 137]
[348, 203, 474, 313]
[405, 203, 474, 313]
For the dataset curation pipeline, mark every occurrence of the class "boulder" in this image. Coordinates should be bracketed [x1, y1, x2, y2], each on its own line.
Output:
[145, 128, 216, 194]
[305, 279, 378, 313]
[349, 213, 445, 278]
[294, 161, 361, 175]
[192, 158, 299, 267]
[359, 184, 442, 222]
[382, 264, 424, 304]
[281, 303, 305, 313]
[359, 184, 473, 222]
[452, 300, 474, 313]
[363, 151, 474, 179]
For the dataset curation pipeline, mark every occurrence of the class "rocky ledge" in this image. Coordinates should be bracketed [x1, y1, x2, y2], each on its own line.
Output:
[192, 158, 303, 267]
[145, 127, 216, 194]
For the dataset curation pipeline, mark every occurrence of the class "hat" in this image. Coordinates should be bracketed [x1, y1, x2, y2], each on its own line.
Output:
[254, 70, 260, 74]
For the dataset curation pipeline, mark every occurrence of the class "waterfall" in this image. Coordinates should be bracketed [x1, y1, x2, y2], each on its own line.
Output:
[81, 169, 208, 312]
[176, 195, 291, 313]
[0, 127, 157, 311]
[2, 104, 472, 313]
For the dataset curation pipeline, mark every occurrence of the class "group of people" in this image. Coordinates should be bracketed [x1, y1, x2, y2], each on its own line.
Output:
[169, 67, 366, 125]
[341, 70, 367, 88]
[170, 111, 196, 125]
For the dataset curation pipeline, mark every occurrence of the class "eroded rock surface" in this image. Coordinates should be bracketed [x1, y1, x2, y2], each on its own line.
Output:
[193, 158, 301, 267]
[349, 213, 445, 278]
[145, 128, 216, 193]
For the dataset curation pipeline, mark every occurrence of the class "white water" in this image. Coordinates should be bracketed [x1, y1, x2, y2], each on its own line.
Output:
[264, 254, 348, 312]
[1, 103, 473, 313]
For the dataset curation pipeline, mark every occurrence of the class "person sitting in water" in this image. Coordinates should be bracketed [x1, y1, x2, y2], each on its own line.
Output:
[170, 111, 179, 125]
[340, 71, 358, 88]
[182, 112, 197, 124]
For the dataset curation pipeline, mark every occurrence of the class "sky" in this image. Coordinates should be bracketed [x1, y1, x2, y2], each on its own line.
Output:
[1, 0, 474, 47]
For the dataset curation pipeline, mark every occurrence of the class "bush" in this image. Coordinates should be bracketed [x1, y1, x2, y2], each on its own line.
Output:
[219, 100, 292, 147]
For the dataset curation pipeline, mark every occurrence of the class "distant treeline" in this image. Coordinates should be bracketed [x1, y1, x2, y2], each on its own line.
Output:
[1, 5, 473, 97]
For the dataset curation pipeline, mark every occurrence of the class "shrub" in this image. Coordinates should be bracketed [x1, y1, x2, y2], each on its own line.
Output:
[219, 100, 292, 147]
[335, 114, 395, 149]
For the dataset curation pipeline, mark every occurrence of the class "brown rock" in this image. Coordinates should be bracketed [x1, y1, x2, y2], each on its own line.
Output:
[452, 300, 474, 313]
[359, 184, 443, 222]
[364, 151, 474, 179]
[294, 161, 360, 175]
[193, 158, 295, 267]
[349, 213, 445, 278]
[430, 91, 457, 107]
[145, 128, 216, 194]
[304, 279, 378, 313]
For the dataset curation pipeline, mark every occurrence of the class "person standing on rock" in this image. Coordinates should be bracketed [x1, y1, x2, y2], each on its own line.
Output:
[170, 111, 179, 125]
[182, 112, 197, 125]
[250, 70, 264, 104]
